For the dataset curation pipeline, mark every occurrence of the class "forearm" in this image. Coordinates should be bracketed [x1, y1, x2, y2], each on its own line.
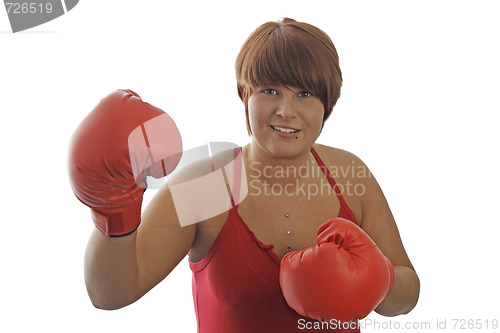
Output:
[84, 229, 140, 310]
[375, 265, 420, 316]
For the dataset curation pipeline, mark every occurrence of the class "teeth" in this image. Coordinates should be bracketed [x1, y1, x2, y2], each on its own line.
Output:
[272, 126, 299, 133]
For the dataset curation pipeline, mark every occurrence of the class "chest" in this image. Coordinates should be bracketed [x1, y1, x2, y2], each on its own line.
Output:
[237, 187, 340, 260]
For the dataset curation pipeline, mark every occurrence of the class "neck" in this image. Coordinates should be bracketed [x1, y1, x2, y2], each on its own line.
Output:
[243, 142, 316, 186]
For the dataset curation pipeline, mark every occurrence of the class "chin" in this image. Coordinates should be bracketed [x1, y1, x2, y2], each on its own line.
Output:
[269, 142, 309, 159]
[252, 133, 311, 157]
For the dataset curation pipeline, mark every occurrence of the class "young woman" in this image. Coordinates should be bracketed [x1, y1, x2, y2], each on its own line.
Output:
[70, 18, 419, 333]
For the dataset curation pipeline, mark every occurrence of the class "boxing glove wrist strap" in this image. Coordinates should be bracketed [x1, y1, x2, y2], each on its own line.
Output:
[91, 205, 141, 237]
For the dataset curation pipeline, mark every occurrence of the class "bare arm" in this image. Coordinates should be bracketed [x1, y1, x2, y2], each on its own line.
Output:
[354, 156, 420, 316]
[84, 183, 196, 310]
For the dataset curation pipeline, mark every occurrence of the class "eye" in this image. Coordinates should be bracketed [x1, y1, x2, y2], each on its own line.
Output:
[261, 88, 278, 95]
[298, 91, 312, 98]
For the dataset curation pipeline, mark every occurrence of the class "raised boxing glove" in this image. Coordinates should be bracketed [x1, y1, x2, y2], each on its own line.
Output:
[280, 217, 394, 323]
[68, 89, 182, 236]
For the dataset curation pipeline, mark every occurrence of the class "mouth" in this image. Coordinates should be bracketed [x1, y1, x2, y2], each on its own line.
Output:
[270, 125, 300, 134]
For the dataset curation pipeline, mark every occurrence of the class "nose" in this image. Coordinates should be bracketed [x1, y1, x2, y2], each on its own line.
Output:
[275, 94, 297, 119]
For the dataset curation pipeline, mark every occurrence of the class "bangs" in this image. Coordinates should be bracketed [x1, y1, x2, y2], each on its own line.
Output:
[239, 25, 333, 102]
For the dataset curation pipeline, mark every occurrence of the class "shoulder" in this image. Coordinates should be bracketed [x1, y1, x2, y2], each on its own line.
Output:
[312, 143, 371, 178]
[314, 144, 393, 225]
[313, 143, 363, 162]
[312, 143, 378, 224]
[166, 145, 238, 225]
[168, 146, 239, 186]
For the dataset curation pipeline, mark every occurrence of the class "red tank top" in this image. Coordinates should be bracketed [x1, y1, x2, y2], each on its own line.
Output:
[189, 147, 361, 332]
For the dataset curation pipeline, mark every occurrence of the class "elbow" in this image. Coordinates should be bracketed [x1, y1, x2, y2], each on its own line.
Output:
[89, 297, 131, 311]
[375, 266, 421, 317]
[86, 286, 133, 311]
[396, 269, 420, 316]
[402, 272, 420, 315]
[92, 304, 126, 311]
[90, 299, 127, 311]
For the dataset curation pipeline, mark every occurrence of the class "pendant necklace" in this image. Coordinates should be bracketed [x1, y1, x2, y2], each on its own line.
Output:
[285, 213, 292, 249]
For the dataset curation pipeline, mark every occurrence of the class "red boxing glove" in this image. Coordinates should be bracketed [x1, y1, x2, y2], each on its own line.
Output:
[280, 217, 394, 323]
[68, 89, 182, 236]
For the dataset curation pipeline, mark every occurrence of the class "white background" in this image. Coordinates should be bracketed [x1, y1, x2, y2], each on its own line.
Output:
[1, 1, 499, 332]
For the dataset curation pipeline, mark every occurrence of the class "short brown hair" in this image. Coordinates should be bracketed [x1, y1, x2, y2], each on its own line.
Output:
[235, 18, 343, 135]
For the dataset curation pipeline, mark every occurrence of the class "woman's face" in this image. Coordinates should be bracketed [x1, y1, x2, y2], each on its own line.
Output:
[247, 85, 325, 159]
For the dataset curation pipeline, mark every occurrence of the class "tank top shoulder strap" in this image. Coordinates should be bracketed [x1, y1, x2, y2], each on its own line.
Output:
[228, 147, 243, 208]
[310, 146, 358, 223]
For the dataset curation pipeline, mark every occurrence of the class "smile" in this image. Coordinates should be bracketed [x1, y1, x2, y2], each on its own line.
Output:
[270, 125, 300, 133]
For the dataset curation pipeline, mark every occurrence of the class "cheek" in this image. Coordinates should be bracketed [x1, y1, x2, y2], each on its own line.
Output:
[306, 103, 325, 132]
[247, 100, 257, 129]
[247, 98, 267, 130]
